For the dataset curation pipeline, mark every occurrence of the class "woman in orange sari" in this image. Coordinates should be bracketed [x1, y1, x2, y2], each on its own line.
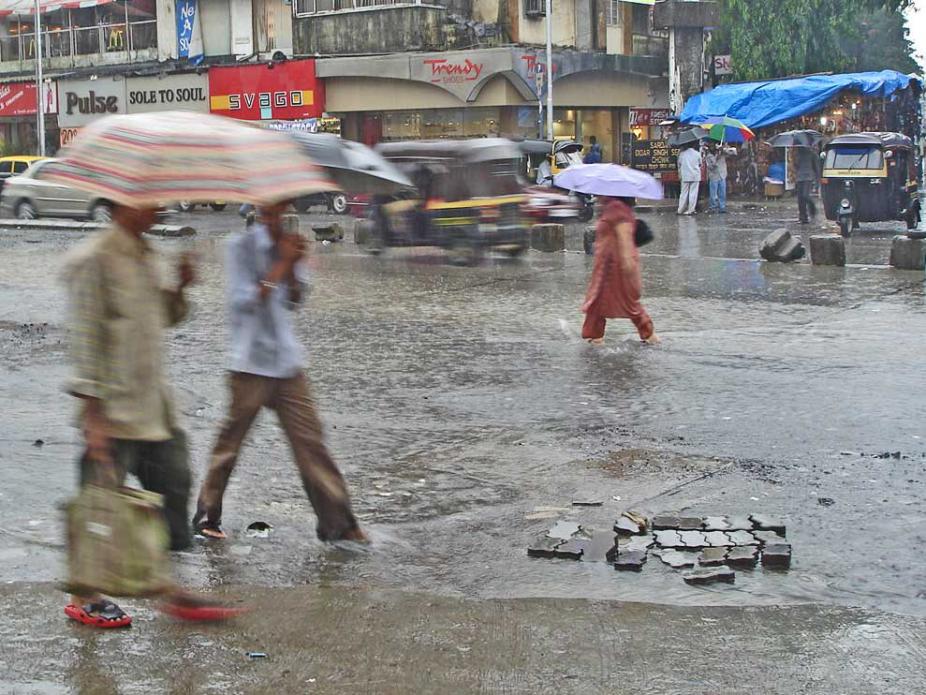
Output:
[582, 197, 659, 345]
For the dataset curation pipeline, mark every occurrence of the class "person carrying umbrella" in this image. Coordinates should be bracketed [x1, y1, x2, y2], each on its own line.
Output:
[705, 142, 736, 213]
[794, 146, 821, 224]
[553, 164, 662, 345]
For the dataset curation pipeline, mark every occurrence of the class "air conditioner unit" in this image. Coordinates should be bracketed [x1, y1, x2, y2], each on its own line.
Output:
[524, 0, 545, 19]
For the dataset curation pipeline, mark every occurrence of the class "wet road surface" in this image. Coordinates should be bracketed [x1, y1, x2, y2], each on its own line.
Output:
[1, 202, 925, 691]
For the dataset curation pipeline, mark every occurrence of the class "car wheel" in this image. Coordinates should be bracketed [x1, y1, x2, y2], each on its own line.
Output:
[210, 202, 227, 212]
[90, 202, 112, 223]
[16, 200, 37, 220]
[329, 194, 348, 215]
[178, 201, 194, 213]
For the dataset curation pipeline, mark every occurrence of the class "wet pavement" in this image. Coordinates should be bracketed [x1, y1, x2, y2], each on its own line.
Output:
[2, 201, 925, 691]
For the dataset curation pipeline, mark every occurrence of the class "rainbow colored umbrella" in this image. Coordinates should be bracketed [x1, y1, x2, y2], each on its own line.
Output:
[699, 116, 755, 144]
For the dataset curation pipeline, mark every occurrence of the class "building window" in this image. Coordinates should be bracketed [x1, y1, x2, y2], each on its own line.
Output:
[606, 0, 621, 27]
[295, 0, 413, 16]
[631, 3, 650, 34]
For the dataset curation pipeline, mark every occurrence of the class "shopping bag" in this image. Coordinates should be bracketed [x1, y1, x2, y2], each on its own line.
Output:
[65, 485, 172, 597]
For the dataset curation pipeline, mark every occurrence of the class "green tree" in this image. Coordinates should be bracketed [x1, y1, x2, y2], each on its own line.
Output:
[845, 6, 919, 74]
[717, 0, 917, 81]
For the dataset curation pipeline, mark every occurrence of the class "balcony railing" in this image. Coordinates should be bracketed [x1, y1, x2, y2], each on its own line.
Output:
[0, 19, 156, 64]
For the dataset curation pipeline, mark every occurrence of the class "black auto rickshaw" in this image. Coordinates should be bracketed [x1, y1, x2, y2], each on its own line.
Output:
[821, 132, 921, 237]
[369, 139, 529, 265]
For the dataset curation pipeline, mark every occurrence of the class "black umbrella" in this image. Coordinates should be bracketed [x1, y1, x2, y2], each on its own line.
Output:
[767, 129, 823, 148]
[667, 127, 708, 146]
[287, 132, 413, 194]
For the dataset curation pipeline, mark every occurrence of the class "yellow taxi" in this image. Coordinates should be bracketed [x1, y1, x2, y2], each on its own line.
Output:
[0, 156, 46, 190]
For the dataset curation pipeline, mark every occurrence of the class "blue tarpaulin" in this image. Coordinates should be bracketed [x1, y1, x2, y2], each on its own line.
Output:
[680, 70, 921, 130]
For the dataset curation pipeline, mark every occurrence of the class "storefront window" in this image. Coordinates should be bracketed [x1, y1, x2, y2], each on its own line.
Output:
[381, 108, 501, 141]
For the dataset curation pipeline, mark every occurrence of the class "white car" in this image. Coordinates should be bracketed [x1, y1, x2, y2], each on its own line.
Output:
[0, 158, 113, 222]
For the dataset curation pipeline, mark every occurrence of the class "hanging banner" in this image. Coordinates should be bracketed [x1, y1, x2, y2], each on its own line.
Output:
[209, 60, 324, 121]
[176, 0, 204, 64]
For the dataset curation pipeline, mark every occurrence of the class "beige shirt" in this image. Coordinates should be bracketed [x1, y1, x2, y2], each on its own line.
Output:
[63, 225, 187, 441]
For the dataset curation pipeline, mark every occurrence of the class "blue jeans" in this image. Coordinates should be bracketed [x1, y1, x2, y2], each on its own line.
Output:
[709, 178, 727, 211]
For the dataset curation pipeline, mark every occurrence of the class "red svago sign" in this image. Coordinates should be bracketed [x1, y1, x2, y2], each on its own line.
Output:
[208, 59, 324, 121]
[424, 58, 484, 84]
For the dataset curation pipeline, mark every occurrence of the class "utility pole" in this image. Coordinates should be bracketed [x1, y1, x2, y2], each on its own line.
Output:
[544, 0, 553, 141]
[34, 0, 46, 156]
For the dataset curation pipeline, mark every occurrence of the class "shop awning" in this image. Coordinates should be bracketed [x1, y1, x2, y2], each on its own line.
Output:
[680, 70, 922, 130]
[0, 0, 117, 17]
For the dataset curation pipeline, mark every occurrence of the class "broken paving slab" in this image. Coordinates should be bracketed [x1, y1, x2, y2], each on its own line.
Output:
[701, 531, 735, 548]
[653, 529, 684, 548]
[547, 521, 583, 540]
[657, 550, 696, 569]
[581, 530, 618, 563]
[613, 550, 647, 572]
[726, 516, 755, 531]
[651, 515, 701, 531]
[677, 530, 709, 549]
[684, 568, 736, 585]
[750, 514, 786, 535]
[725, 546, 759, 569]
[571, 499, 603, 507]
[761, 543, 792, 569]
[619, 534, 655, 553]
[527, 536, 564, 559]
[614, 514, 646, 536]
[726, 530, 760, 546]
[552, 539, 588, 560]
[651, 516, 681, 530]
[698, 548, 728, 567]
[752, 530, 787, 546]
[701, 516, 732, 532]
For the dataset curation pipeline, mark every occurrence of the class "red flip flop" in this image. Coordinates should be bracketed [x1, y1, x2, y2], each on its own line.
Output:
[160, 597, 248, 623]
[65, 601, 132, 629]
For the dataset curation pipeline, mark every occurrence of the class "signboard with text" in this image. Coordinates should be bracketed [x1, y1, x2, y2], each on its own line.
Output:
[208, 60, 324, 121]
[126, 74, 208, 114]
[57, 77, 125, 127]
[629, 108, 672, 127]
[0, 82, 58, 117]
[713, 54, 733, 76]
[632, 139, 679, 174]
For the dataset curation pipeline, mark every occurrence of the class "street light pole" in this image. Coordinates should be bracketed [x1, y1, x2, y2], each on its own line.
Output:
[544, 0, 553, 141]
[34, 0, 46, 156]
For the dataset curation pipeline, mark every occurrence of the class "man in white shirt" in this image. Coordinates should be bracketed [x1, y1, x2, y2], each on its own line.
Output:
[677, 143, 702, 215]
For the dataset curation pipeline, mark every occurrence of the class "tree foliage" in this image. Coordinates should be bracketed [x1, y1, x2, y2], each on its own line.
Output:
[717, 0, 919, 81]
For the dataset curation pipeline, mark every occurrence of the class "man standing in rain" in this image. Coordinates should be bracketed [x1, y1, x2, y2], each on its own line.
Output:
[192, 201, 367, 544]
[677, 142, 702, 215]
[795, 146, 821, 224]
[706, 142, 736, 213]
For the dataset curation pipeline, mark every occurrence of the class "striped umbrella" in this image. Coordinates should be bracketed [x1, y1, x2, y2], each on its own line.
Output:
[38, 112, 337, 208]
[699, 116, 755, 144]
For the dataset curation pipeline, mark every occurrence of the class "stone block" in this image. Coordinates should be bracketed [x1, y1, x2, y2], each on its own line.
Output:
[613, 550, 648, 571]
[684, 568, 736, 585]
[552, 538, 588, 560]
[620, 534, 654, 553]
[677, 530, 708, 548]
[614, 511, 647, 535]
[657, 549, 696, 569]
[547, 521, 582, 540]
[527, 536, 563, 559]
[582, 530, 618, 563]
[761, 543, 792, 569]
[760, 228, 805, 263]
[726, 530, 760, 546]
[676, 517, 703, 530]
[890, 235, 926, 270]
[313, 224, 344, 242]
[752, 530, 787, 546]
[530, 224, 565, 253]
[702, 516, 732, 531]
[701, 531, 734, 547]
[654, 530, 684, 548]
[652, 516, 680, 530]
[750, 515, 786, 535]
[583, 226, 596, 255]
[281, 213, 300, 236]
[725, 546, 759, 569]
[354, 220, 372, 245]
[698, 547, 728, 567]
[810, 235, 846, 266]
[726, 516, 755, 531]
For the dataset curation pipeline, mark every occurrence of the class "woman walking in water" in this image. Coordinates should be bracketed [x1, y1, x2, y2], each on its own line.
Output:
[582, 197, 659, 345]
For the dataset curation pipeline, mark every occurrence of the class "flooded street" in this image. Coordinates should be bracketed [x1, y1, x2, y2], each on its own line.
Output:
[3, 203, 926, 691]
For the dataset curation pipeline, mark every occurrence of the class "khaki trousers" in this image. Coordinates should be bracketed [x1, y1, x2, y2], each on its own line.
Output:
[195, 372, 358, 541]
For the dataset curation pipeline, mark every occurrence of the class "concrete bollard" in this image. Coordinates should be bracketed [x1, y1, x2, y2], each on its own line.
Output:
[282, 213, 300, 236]
[583, 226, 596, 255]
[531, 223, 565, 253]
[759, 228, 805, 263]
[809, 235, 846, 267]
[889, 235, 925, 270]
[354, 220, 372, 246]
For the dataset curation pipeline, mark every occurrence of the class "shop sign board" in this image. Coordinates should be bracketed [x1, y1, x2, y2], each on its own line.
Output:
[410, 52, 513, 101]
[713, 55, 733, 76]
[632, 139, 679, 174]
[0, 81, 58, 117]
[209, 59, 324, 121]
[58, 77, 126, 127]
[629, 108, 672, 127]
[60, 127, 81, 148]
[126, 74, 209, 114]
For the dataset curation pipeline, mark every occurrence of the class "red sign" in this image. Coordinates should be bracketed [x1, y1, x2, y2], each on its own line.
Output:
[0, 82, 57, 118]
[208, 59, 324, 121]
[629, 108, 673, 127]
[424, 58, 484, 84]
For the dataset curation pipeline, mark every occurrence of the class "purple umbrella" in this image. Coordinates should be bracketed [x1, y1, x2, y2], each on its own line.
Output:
[553, 163, 663, 200]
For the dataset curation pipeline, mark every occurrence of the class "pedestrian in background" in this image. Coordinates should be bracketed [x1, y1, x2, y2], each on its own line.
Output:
[677, 143, 701, 215]
[583, 136, 603, 164]
[582, 197, 659, 345]
[193, 201, 367, 544]
[706, 142, 736, 213]
[795, 146, 821, 224]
